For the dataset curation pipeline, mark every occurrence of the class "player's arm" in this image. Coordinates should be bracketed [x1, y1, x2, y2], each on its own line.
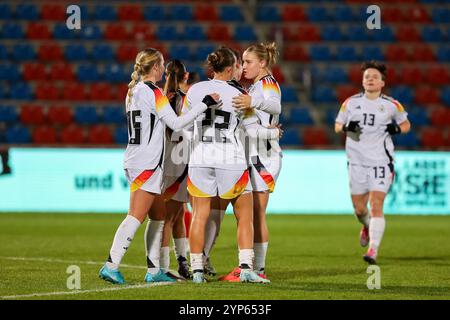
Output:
[242, 113, 281, 139]
[386, 100, 411, 135]
[232, 84, 281, 115]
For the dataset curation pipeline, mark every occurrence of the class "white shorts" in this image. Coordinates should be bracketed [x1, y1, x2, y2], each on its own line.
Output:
[162, 165, 189, 203]
[249, 155, 282, 193]
[124, 167, 164, 194]
[348, 163, 394, 195]
[187, 167, 250, 199]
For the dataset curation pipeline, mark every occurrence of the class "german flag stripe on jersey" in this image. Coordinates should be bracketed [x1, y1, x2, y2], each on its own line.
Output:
[252, 156, 275, 193]
[131, 170, 155, 192]
[220, 170, 250, 200]
[391, 100, 405, 112]
[153, 88, 171, 112]
[262, 77, 281, 97]
[340, 98, 350, 112]
[181, 93, 188, 114]
[187, 176, 212, 198]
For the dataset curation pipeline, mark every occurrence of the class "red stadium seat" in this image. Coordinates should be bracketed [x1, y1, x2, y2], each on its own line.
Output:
[41, 4, 66, 21]
[385, 67, 401, 86]
[115, 84, 129, 101]
[415, 87, 440, 105]
[131, 24, 155, 41]
[430, 108, 450, 127]
[47, 105, 73, 125]
[23, 63, 47, 81]
[117, 44, 138, 62]
[35, 83, 59, 100]
[49, 62, 74, 81]
[411, 45, 436, 62]
[337, 85, 360, 103]
[90, 83, 114, 101]
[38, 43, 63, 61]
[62, 82, 89, 101]
[349, 65, 362, 85]
[421, 128, 445, 148]
[272, 66, 285, 84]
[282, 5, 306, 21]
[207, 24, 231, 41]
[400, 67, 423, 86]
[295, 25, 321, 41]
[386, 45, 410, 61]
[104, 23, 130, 41]
[118, 4, 143, 21]
[20, 104, 46, 125]
[26, 22, 51, 39]
[194, 5, 218, 21]
[87, 125, 113, 144]
[406, 6, 430, 23]
[382, 8, 406, 22]
[426, 67, 450, 86]
[61, 124, 86, 144]
[32, 125, 57, 144]
[396, 26, 421, 42]
[283, 45, 309, 61]
[303, 128, 330, 146]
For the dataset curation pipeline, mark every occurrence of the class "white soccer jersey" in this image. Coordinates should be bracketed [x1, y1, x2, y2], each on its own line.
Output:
[248, 75, 282, 158]
[123, 81, 206, 170]
[186, 79, 251, 170]
[335, 93, 409, 166]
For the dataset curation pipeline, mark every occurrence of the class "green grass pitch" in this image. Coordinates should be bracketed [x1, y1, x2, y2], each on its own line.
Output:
[1, 213, 449, 300]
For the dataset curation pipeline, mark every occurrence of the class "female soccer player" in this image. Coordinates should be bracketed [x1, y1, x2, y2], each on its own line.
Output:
[335, 61, 410, 264]
[231, 42, 283, 280]
[185, 47, 277, 284]
[99, 48, 219, 284]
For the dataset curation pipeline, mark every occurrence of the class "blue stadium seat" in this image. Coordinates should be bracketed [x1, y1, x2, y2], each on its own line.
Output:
[2, 23, 24, 39]
[346, 26, 367, 41]
[114, 126, 129, 144]
[326, 109, 339, 125]
[290, 107, 314, 125]
[422, 26, 445, 42]
[92, 44, 114, 61]
[103, 106, 126, 124]
[220, 6, 244, 21]
[441, 87, 450, 106]
[144, 5, 166, 21]
[310, 46, 333, 61]
[370, 26, 394, 42]
[156, 25, 178, 41]
[390, 86, 414, 105]
[104, 64, 127, 83]
[326, 66, 348, 83]
[234, 25, 257, 41]
[0, 105, 18, 123]
[307, 7, 329, 22]
[93, 5, 117, 21]
[187, 65, 207, 80]
[181, 25, 205, 41]
[333, 6, 356, 21]
[77, 64, 101, 82]
[80, 25, 102, 40]
[278, 112, 290, 126]
[312, 87, 336, 103]
[322, 26, 345, 41]
[407, 107, 429, 126]
[0, 45, 8, 60]
[12, 44, 36, 60]
[0, 64, 20, 81]
[65, 44, 88, 61]
[194, 45, 216, 61]
[336, 46, 359, 61]
[170, 5, 193, 21]
[0, 4, 12, 19]
[16, 3, 39, 20]
[281, 87, 299, 103]
[54, 23, 79, 39]
[362, 46, 385, 61]
[75, 106, 100, 124]
[11, 83, 33, 100]
[432, 8, 450, 23]
[394, 131, 419, 148]
[170, 45, 192, 61]
[256, 6, 280, 21]
[6, 125, 31, 144]
[281, 128, 301, 146]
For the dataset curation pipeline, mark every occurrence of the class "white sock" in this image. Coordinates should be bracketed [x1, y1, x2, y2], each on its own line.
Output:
[203, 209, 225, 257]
[160, 246, 170, 273]
[239, 249, 254, 270]
[190, 253, 203, 273]
[369, 217, 386, 251]
[356, 210, 370, 229]
[254, 242, 268, 272]
[144, 219, 164, 275]
[107, 215, 141, 270]
[173, 238, 187, 260]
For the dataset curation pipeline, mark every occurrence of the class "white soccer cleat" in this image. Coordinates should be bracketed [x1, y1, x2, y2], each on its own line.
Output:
[240, 269, 270, 284]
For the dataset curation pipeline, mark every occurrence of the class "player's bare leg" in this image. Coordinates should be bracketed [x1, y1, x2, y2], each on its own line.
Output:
[351, 193, 370, 247]
[363, 191, 387, 264]
[253, 191, 270, 277]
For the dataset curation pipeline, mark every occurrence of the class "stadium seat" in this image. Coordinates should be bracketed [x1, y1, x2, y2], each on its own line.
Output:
[0, 63, 20, 81]
[104, 24, 130, 40]
[406, 6, 430, 23]
[38, 43, 63, 61]
[75, 106, 99, 124]
[65, 44, 88, 61]
[281, 128, 301, 146]
[117, 45, 138, 62]
[156, 25, 178, 41]
[337, 85, 360, 103]
[400, 67, 424, 85]
[194, 45, 216, 61]
[437, 46, 450, 62]
[169, 5, 193, 21]
[194, 5, 218, 21]
[11, 83, 33, 100]
[103, 106, 126, 124]
[80, 25, 102, 40]
[12, 44, 36, 60]
[386, 45, 410, 61]
[386, 68, 401, 86]
[118, 4, 143, 21]
[221, 6, 244, 21]
[35, 83, 59, 100]
[396, 26, 421, 42]
[16, 3, 39, 20]
[322, 26, 345, 41]
[421, 127, 445, 148]
[441, 87, 450, 106]
[333, 6, 356, 21]
[0, 45, 7, 60]
[380, 7, 405, 23]
[281, 87, 299, 103]
[90, 83, 114, 101]
[394, 131, 420, 148]
[181, 25, 205, 41]
[256, 6, 280, 21]
[336, 46, 359, 61]
[272, 66, 285, 84]
[422, 26, 445, 42]
[93, 5, 117, 21]
[207, 24, 231, 41]
[144, 5, 166, 21]
[361, 46, 384, 61]
[411, 45, 436, 61]
[92, 44, 115, 61]
[104, 64, 127, 83]
[310, 46, 333, 61]
[47, 105, 73, 125]
[170, 45, 192, 61]
[290, 108, 314, 125]
[432, 8, 450, 23]
[370, 26, 395, 42]
[49, 62, 74, 81]
[430, 108, 450, 127]
[26, 22, 51, 39]
[0, 105, 18, 123]
[61, 124, 85, 144]
[32, 125, 57, 144]
[87, 125, 113, 144]
[41, 4, 66, 21]
[114, 126, 129, 144]
[415, 87, 440, 105]
[326, 66, 348, 83]
[131, 23, 155, 41]
[390, 86, 414, 105]
[0, 4, 12, 20]
[54, 23, 78, 39]
[407, 107, 429, 126]
[20, 104, 46, 125]
[77, 64, 101, 82]
[2, 23, 24, 39]
[282, 5, 306, 21]
[425, 67, 449, 86]
[283, 46, 309, 61]
[307, 7, 329, 22]
[234, 25, 257, 41]
[346, 26, 367, 41]
[62, 82, 88, 101]
[312, 86, 336, 103]
[295, 25, 321, 42]
[6, 125, 31, 144]
[303, 127, 329, 146]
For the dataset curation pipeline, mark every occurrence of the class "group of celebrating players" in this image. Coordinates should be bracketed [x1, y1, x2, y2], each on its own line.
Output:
[98, 42, 410, 285]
